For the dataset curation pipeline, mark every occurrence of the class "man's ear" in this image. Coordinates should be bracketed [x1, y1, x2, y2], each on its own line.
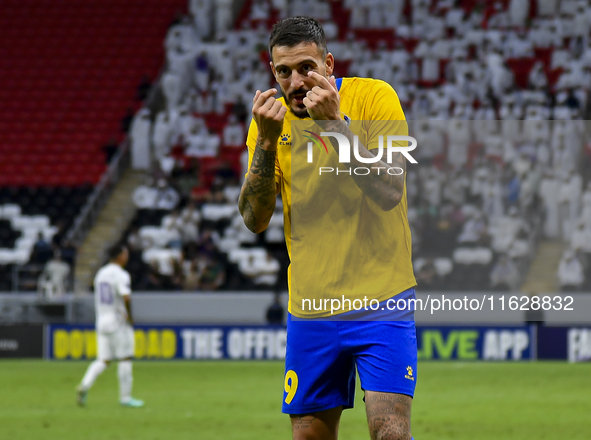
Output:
[325, 53, 335, 77]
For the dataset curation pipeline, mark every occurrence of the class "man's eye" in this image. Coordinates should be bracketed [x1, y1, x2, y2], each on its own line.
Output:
[302, 65, 312, 72]
[278, 69, 289, 77]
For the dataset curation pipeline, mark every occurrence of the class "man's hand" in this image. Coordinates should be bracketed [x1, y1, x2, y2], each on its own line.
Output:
[303, 72, 341, 121]
[252, 88, 288, 148]
[239, 89, 283, 233]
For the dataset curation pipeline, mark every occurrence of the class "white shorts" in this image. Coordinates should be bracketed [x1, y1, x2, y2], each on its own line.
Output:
[97, 325, 135, 361]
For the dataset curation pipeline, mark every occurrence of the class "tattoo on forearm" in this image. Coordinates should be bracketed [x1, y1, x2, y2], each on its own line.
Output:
[325, 121, 406, 210]
[250, 143, 277, 179]
[239, 141, 277, 231]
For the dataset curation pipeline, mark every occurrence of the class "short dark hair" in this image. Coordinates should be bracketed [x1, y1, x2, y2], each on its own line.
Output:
[108, 244, 127, 260]
[269, 16, 327, 60]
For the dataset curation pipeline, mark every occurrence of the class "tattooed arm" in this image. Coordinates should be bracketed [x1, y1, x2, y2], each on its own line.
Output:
[303, 73, 406, 211]
[238, 137, 279, 233]
[325, 119, 406, 212]
[239, 88, 287, 233]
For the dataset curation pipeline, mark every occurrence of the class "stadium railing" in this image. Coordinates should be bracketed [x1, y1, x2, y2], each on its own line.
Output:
[65, 140, 131, 251]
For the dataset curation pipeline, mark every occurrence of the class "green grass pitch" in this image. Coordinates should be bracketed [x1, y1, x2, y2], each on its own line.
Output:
[1, 360, 589, 439]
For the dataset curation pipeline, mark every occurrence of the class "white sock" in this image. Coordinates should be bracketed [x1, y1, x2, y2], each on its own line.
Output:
[80, 360, 107, 390]
[118, 361, 133, 403]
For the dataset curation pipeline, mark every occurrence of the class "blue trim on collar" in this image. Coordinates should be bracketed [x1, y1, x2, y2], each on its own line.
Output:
[335, 77, 342, 91]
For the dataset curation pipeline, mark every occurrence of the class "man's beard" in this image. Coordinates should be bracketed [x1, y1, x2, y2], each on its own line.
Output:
[281, 87, 310, 119]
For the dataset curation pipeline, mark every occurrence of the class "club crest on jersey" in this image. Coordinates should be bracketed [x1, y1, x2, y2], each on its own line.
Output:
[279, 133, 291, 146]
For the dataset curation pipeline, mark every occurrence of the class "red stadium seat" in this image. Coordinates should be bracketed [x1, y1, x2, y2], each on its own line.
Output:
[506, 57, 536, 89]
[0, 0, 187, 187]
[353, 29, 396, 49]
[546, 67, 564, 88]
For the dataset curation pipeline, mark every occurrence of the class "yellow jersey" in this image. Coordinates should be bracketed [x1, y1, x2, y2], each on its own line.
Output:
[246, 77, 416, 317]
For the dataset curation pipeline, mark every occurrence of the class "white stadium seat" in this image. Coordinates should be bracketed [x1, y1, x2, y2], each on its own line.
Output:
[30, 215, 50, 229]
[228, 248, 250, 264]
[0, 249, 13, 264]
[11, 249, 32, 265]
[453, 247, 493, 265]
[15, 237, 35, 250]
[139, 226, 181, 248]
[10, 216, 34, 230]
[1, 204, 21, 219]
[434, 258, 453, 276]
[201, 204, 238, 221]
[141, 248, 182, 276]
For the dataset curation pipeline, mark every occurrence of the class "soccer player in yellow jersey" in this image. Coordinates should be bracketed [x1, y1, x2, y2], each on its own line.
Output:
[239, 17, 417, 440]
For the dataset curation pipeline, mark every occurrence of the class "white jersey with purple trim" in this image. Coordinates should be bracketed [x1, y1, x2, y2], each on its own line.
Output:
[93, 263, 131, 333]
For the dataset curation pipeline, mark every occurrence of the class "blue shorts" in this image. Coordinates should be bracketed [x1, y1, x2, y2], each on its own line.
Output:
[282, 289, 418, 414]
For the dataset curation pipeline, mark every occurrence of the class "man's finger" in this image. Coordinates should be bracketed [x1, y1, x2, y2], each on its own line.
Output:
[270, 100, 285, 117]
[307, 71, 332, 89]
[253, 90, 261, 103]
[306, 86, 324, 100]
[259, 96, 277, 113]
[255, 92, 278, 113]
[253, 88, 277, 110]
[311, 85, 325, 96]
[328, 76, 338, 91]
[305, 91, 318, 105]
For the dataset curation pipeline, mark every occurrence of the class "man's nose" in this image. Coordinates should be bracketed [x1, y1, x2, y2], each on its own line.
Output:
[291, 70, 306, 90]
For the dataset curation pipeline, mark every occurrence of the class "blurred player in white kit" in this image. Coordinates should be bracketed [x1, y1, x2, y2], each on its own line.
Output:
[76, 244, 144, 408]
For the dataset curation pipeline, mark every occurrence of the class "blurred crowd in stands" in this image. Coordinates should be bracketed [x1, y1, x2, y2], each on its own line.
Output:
[407, 118, 590, 291]
[0, 185, 93, 293]
[89, 0, 591, 292]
